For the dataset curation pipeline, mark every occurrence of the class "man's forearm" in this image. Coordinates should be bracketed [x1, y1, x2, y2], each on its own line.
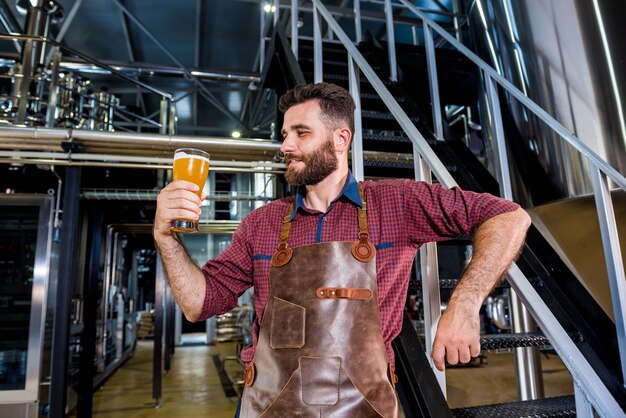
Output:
[155, 235, 207, 321]
[449, 207, 531, 311]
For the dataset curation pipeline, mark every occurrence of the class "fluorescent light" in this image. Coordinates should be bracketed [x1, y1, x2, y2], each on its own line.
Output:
[231, 131, 242, 138]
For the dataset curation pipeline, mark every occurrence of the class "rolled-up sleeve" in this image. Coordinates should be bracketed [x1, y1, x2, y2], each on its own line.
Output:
[401, 180, 520, 244]
[197, 216, 254, 320]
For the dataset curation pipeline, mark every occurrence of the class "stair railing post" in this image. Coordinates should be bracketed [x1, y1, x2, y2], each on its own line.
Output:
[354, 0, 362, 44]
[273, 0, 279, 27]
[159, 97, 169, 135]
[348, 57, 364, 181]
[259, 0, 266, 71]
[383, 0, 398, 82]
[484, 72, 544, 401]
[415, 153, 447, 397]
[291, 0, 298, 60]
[422, 21, 444, 141]
[591, 163, 626, 388]
[313, 3, 323, 83]
[574, 381, 595, 418]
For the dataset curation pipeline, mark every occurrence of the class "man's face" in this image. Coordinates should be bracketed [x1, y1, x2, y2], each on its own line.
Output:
[281, 100, 338, 186]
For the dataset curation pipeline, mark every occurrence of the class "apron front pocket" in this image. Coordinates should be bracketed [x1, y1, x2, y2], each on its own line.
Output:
[300, 356, 341, 406]
[269, 297, 305, 349]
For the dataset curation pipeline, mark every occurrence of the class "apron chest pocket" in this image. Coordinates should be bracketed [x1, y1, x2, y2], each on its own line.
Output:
[270, 297, 305, 349]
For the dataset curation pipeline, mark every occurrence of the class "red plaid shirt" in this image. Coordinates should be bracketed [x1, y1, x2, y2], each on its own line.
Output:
[199, 173, 519, 365]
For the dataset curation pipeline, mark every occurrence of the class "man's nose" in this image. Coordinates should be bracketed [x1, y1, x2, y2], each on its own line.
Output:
[281, 133, 296, 153]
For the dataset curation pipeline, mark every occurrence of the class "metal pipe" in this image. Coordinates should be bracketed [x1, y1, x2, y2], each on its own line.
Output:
[81, 189, 276, 202]
[384, 0, 398, 82]
[45, 48, 61, 127]
[61, 61, 261, 84]
[0, 125, 278, 148]
[0, 150, 284, 171]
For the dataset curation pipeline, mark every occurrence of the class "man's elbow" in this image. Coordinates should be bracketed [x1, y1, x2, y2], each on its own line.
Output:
[514, 207, 532, 231]
[182, 307, 202, 323]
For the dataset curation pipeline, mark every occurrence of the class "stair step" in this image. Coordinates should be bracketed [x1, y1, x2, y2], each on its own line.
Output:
[360, 92, 406, 102]
[480, 332, 583, 351]
[451, 395, 575, 418]
[362, 131, 411, 143]
[481, 332, 552, 351]
[362, 109, 420, 123]
[303, 71, 393, 86]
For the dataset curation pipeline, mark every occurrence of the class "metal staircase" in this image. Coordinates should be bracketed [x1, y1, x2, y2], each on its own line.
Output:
[262, 1, 626, 417]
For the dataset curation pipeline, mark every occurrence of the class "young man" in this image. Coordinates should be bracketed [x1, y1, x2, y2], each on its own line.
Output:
[153, 83, 531, 417]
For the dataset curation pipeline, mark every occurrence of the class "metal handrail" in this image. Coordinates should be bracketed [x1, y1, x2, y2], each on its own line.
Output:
[398, 0, 626, 191]
[309, 0, 625, 416]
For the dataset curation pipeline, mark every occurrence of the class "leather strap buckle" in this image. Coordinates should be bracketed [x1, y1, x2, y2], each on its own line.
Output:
[244, 362, 256, 387]
[316, 287, 373, 301]
[388, 363, 398, 389]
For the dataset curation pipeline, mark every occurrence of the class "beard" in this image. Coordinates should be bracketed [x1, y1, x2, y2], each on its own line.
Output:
[284, 137, 338, 186]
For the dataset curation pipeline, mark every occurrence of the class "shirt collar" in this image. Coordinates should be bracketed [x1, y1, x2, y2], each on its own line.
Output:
[291, 171, 363, 221]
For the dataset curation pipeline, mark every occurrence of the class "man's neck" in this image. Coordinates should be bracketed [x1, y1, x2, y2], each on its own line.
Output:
[302, 168, 349, 213]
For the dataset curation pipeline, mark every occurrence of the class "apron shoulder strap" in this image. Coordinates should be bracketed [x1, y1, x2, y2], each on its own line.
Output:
[271, 201, 295, 267]
[352, 182, 376, 262]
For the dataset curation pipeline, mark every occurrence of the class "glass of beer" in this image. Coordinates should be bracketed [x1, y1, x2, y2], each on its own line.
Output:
[171, 148, 210, 233]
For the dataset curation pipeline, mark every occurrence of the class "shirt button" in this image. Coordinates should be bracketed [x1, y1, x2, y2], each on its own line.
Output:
[323, 217, 328, 221]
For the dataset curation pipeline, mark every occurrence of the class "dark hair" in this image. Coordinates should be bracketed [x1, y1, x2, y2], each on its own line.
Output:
[278, 83, 355, 134]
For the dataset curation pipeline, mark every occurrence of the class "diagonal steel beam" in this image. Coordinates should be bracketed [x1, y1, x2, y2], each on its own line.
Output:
[44, 0, 83, 65]
[0, 0, 22, 53]
[118, 0, 147, 118]
[110, 0, 247, 130]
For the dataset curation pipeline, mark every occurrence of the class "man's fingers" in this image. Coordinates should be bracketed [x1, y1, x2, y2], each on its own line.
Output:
[446, 347, 459, 366]
[470, 342, 481, 358]
[431, 340, 446, 371]
[458, 347, 471, 364]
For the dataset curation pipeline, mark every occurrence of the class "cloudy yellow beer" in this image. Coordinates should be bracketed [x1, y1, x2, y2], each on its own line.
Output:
[171, 148, 210, 233]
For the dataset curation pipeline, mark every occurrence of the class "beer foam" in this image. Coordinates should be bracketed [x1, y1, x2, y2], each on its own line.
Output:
[174, 151, 210, 163]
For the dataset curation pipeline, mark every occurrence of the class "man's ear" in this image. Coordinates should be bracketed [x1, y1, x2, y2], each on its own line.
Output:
[334, 127, 352, 153]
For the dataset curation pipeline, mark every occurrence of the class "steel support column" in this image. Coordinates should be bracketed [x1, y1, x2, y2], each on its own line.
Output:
[348, 57, 363, 180]
[313, 4, 323, 83]
[153, 253, 165, 406]
[383, 0, 397, 81]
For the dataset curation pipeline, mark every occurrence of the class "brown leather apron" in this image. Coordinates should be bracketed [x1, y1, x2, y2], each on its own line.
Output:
[240, 183, 399, 418]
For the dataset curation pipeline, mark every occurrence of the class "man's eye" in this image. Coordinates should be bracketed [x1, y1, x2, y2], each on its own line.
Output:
[297, 131, 307, 136]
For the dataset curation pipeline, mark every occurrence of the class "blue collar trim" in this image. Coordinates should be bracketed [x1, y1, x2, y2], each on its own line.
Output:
[291, 171, 363, 221]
